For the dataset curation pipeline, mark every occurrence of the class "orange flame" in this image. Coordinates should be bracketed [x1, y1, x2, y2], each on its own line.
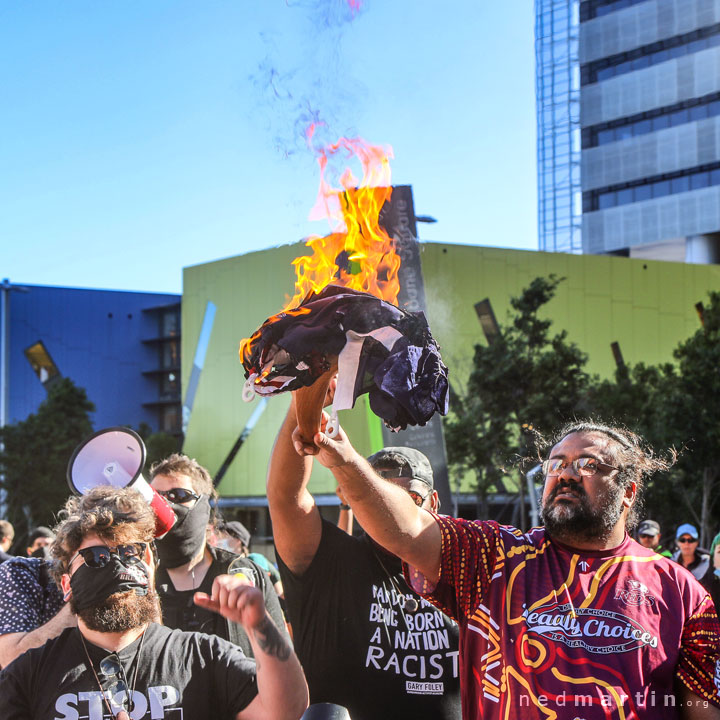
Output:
[288, 133, 400, 308]
[239, 133, 401, 367]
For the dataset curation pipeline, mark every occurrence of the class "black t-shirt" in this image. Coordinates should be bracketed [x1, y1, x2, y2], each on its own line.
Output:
[0, 622, 258, 719]
[277, 519, 461, 720]
[157, 545, 288, 658]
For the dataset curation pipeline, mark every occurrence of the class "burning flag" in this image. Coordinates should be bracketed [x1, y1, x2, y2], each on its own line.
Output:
[239, 135, 448, 441]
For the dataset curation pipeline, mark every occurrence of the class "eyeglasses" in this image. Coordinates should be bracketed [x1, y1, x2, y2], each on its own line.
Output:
[408, 490, 430, 507]
[99, 654, 134, 713]
[542, 457, 619, 477]
[70, 543, 147, 569]
[677, 536, 697, 543]
[157, 487, 200, 504]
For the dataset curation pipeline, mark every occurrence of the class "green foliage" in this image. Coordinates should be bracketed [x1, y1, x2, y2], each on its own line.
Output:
[445, 276, 592, 518]
[0, 378, 94, 546]
[135, 421, 181, 470]
[447, 278, 720, 543]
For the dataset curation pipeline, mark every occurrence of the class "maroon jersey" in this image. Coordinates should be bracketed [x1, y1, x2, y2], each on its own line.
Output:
[406, 516, 720, 719]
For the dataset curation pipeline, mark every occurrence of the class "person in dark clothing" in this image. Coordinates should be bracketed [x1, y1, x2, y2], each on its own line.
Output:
[25, 527, 53, 559]
[150, 454, 288, 658]
[268, 394, 460, 720]
[701, 531, 720, 611]
[0, 486, 308, 720]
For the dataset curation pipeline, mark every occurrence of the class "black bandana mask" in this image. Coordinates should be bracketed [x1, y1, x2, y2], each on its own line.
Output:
[69, 556, 149, 612]
[155, 495, 211, 569]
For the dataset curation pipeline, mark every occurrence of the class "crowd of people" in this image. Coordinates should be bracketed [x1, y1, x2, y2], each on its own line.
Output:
[0, 406, 719, 719]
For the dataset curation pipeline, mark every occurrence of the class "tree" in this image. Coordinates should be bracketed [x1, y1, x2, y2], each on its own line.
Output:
[584, 293, 720, 545]
[445, 276, 592, 525]
[0, 378, 95, 547]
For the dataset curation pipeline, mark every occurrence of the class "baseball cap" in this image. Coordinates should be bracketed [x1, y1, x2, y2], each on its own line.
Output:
[367, 447, 434, 489]
[637, 520, 660, 536]
[222, 521, 251, 548]
[676, 523, 699, 540]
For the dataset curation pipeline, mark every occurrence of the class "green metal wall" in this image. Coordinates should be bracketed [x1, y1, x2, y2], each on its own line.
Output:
[182, 243, 720, 499]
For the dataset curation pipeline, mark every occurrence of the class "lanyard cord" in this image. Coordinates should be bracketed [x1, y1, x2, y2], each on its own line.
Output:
[79, 626, 147, 719]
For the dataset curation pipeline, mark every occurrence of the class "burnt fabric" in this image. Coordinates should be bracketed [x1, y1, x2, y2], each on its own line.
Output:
[242, 285, 449, 431]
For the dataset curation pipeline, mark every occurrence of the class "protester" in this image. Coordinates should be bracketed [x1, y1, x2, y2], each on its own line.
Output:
[293, 418, 720, 718]
[216, 519, 285, 599]
[636, 518, 672, 557]
[701, 531, 720, 611]
[268, 395, 461, 720]
[0, 552, 74, 669]
[25, 526, 53, 558]
[0, 486, 308, 720]
[0, 521, 14, 562]
[673, 523, 711, 581]
[149, 453, 288, 656]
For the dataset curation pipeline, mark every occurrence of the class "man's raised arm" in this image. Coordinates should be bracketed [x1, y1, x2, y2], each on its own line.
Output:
[293, 423, 442, 584]
[266, 395, 323, 576]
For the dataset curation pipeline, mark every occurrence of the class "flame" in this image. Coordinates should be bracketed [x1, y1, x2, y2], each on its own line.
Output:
[289, 133, 400, 308]
[239, 133, 401, 367]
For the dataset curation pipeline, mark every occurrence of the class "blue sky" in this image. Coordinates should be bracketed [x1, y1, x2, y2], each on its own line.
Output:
[1, 1, 537, 294]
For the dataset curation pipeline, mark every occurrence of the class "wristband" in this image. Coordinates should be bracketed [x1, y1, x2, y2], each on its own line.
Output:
[339, 503, 351, 511]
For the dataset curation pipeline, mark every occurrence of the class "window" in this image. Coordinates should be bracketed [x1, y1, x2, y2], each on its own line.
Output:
[161, 340, 180, 369]
[24, 341, 60, 386]
[160, 406, 181, 433]
[652, 180, 671, 198]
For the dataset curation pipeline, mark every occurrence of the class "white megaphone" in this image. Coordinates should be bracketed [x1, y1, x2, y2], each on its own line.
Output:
[67, 427, 176, 538]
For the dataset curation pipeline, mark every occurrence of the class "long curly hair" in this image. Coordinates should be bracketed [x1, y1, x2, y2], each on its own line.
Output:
[50, 486, 155, 583]
[541, 420, 676, 530]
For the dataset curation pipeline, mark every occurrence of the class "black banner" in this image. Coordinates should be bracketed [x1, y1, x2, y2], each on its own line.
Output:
[378, 185, 452, 513]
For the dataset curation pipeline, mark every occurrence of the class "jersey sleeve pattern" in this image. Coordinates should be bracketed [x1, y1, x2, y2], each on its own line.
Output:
[405, 515, 502, 622]
[677, 593, 720, 707]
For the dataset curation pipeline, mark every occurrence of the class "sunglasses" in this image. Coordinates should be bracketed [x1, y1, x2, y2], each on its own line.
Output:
[407, 490, 430, 507]
[543, 457, 619, 477]
[639, 534, 657, 540]
[71, 543, 148, 569]
[157, 487, 201, 504]
[677, 537, 697, 543]
[99, 654, 134, 712]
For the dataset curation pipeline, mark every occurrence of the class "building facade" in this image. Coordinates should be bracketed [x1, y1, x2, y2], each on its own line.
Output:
[536, 0, 583, 254]
[538, 0, 720, 262]
[4, 282, 181, 434]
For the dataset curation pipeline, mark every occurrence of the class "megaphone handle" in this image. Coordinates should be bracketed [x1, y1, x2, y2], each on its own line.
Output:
[134, 476, 177, 538]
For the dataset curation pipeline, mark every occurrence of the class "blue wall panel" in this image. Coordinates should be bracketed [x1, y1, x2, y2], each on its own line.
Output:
[8, 284, 180, 431]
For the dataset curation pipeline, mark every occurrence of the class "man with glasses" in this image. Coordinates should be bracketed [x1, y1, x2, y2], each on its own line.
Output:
[267, 397, 460, 720]
[0, 485, 308, 720]
[149, 453, 288, 658]
[297, 419, 720, 719]
[673, 523, 711, 581]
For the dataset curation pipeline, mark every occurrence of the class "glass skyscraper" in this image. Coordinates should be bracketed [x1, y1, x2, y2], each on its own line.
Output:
[536, 0, 582, 253]
[537, 0, 720, 263]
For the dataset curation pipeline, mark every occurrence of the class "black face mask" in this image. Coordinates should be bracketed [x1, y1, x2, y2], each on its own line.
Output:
[155, 495, 211, 569]
[30, 545, 51, 560]
[70, 556, 150, 612]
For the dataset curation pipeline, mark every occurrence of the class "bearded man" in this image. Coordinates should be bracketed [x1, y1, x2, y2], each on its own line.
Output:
[0, 486, 308, 720]
[295, 419, 720, 719]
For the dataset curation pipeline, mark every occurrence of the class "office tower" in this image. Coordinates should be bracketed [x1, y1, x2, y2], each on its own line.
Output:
[537, 0, 720, 263]
[536, 0, 583, 253]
